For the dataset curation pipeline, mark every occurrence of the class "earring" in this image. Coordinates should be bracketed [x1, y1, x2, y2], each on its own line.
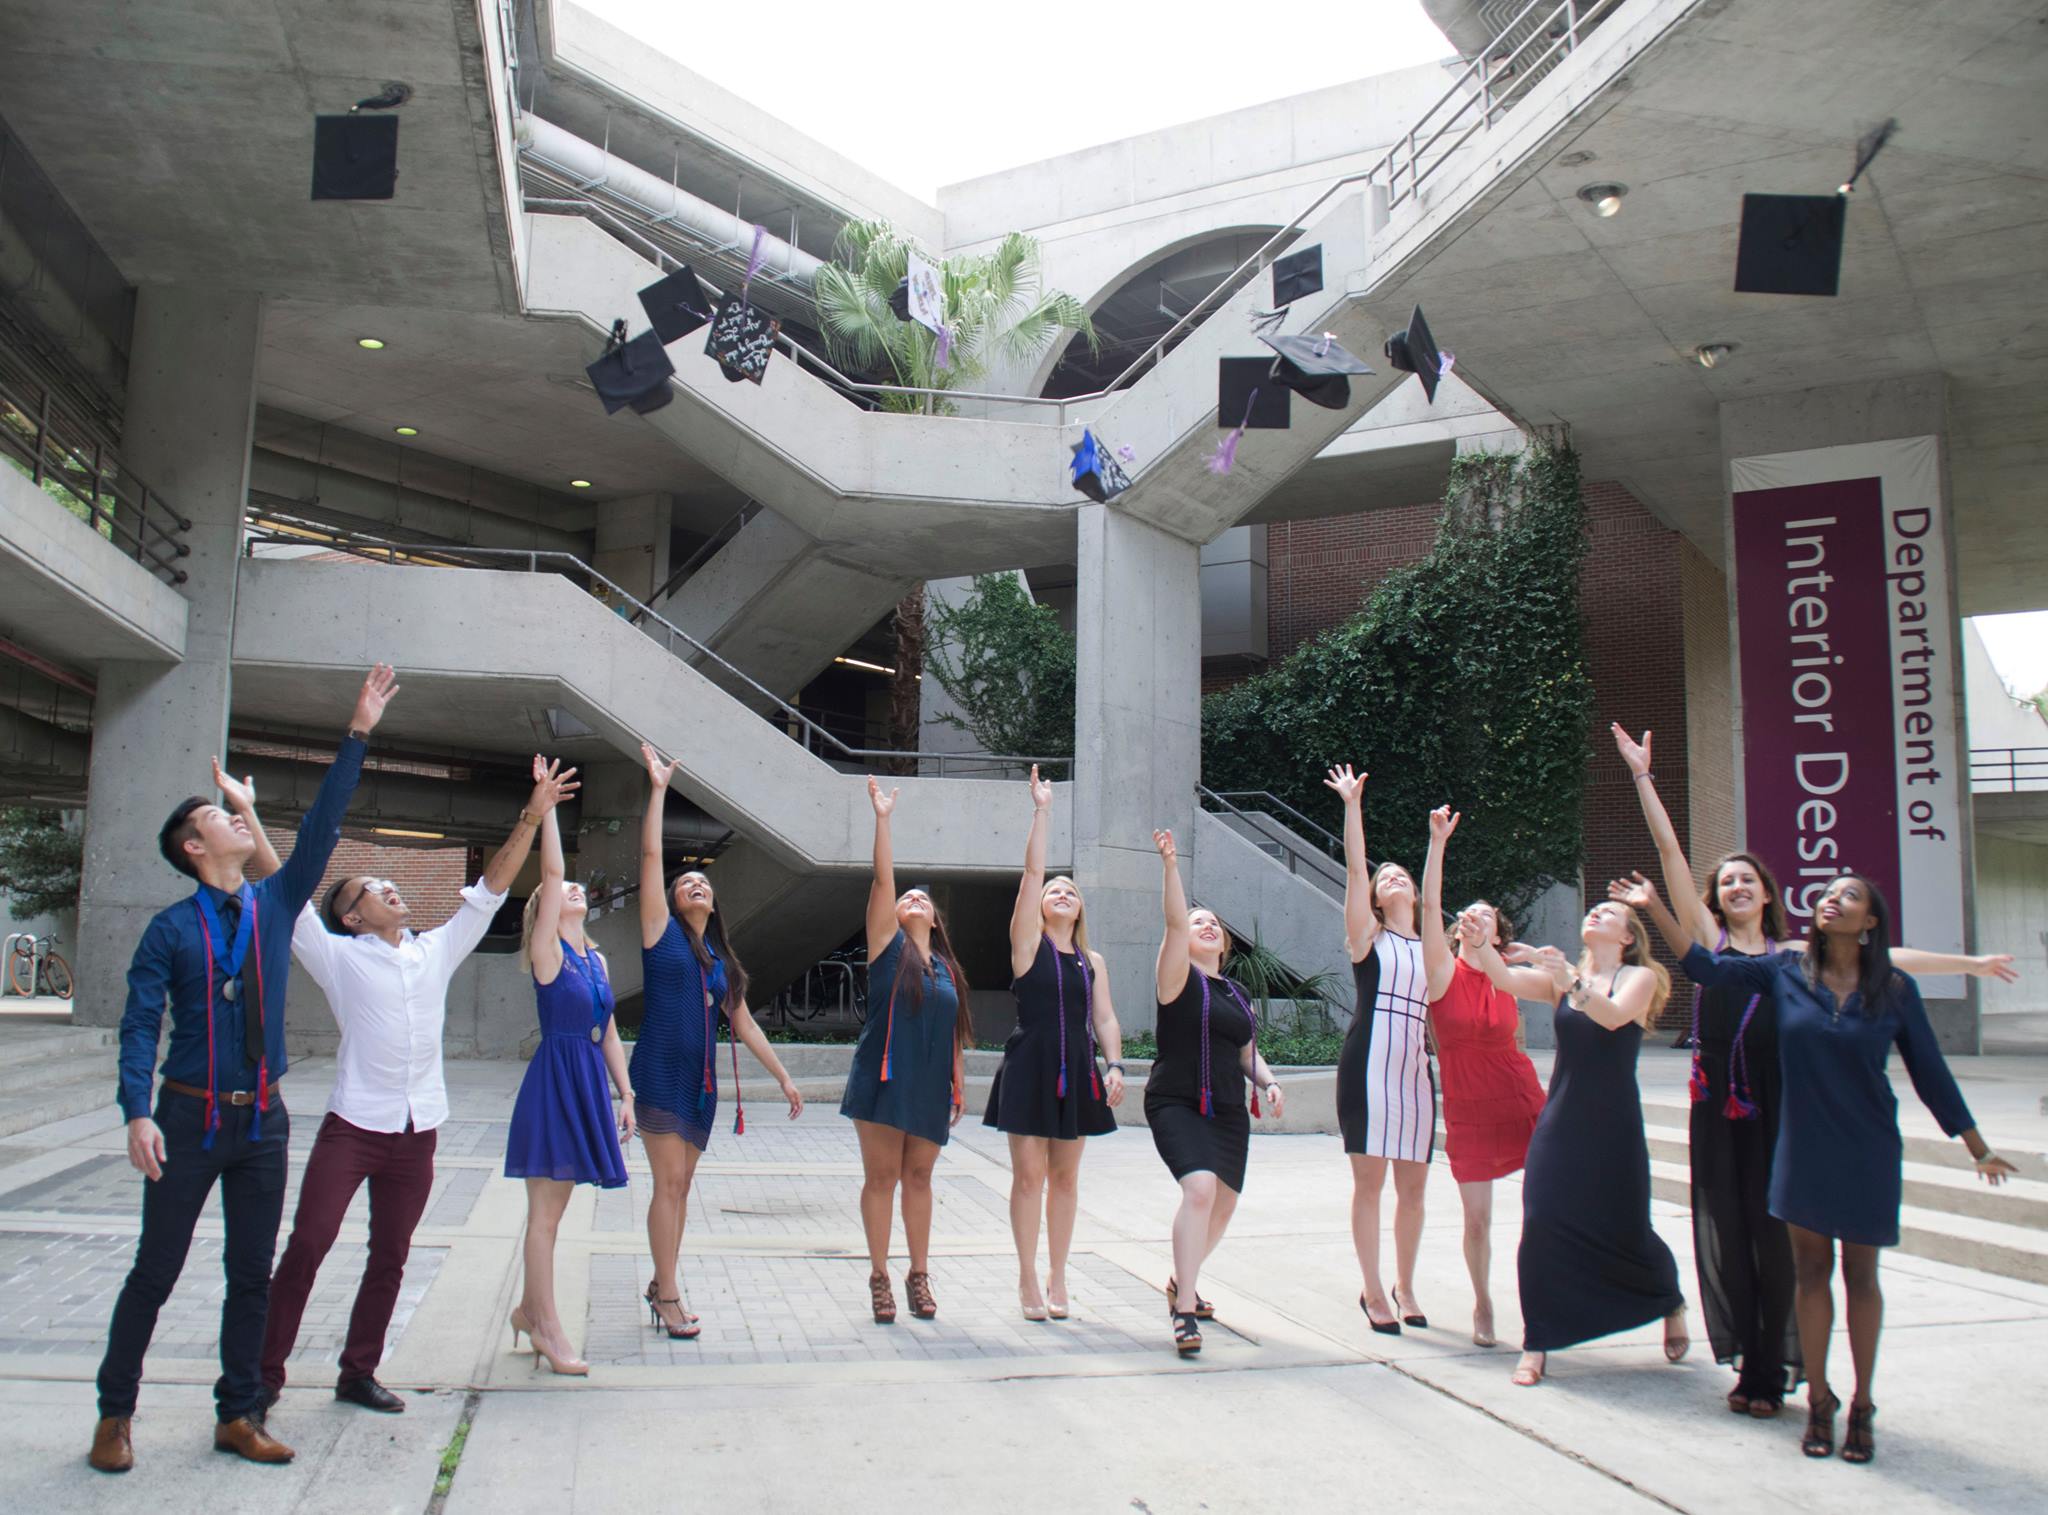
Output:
[1857, 928, 1870, 946]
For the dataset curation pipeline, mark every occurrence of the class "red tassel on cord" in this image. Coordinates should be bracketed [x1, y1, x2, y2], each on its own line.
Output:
[1724, 1090, 1759, 1121]
[1199, 1088, 1212, 1118]
[1091, 1068, 1102, 1099]
[1687, 1055, 1710, 1104]
[730, 1017, 745, 1136]
[1057, 1069, 1067, 1099]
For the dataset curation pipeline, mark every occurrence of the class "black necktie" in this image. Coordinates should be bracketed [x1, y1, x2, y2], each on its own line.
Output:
[219, 896, 263, 1067]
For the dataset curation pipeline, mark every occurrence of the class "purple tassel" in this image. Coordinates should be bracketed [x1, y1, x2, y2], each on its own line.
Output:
[1057, 1069, 1068, 1099]
[1687, 1054, 1709, 1104]
[743, 224, 768, 289]
[1438, 349, 1456, 376]
[934, 324, 952, 370]
[1115, 444, 1136, 462]
[1208, 428, 1244, 475]
[1724, 1090, 1759, 1121]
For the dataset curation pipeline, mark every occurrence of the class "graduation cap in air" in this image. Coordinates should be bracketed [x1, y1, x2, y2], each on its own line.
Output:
[1383, 305, 1448, 404]
[1218, 357, 1292, 431]
[888, 278, 913, 322]
[585, 319, 675, 416]
[1732, 118, 1895, 298]
[1069, 429, 1132, 502]
[1259, 330, 1374, 410]
[311, 114, 399, 200]
[704, 297, 781, 384]
[1272, 245, 1323, 307]
[637, 266, 717, 343]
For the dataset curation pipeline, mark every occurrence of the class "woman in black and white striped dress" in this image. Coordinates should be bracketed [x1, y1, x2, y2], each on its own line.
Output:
[1327, 765, 1439, 1335]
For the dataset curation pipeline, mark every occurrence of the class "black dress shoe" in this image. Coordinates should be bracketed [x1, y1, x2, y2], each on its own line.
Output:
[335, 1376, 405, 1413]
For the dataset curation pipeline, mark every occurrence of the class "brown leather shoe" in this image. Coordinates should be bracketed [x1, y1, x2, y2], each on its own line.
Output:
[213, 1415, 295, 1464]
[88, 1416, 134, 1473]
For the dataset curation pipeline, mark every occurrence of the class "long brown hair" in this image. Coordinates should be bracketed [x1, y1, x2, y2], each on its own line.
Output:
[887, 904, 975, 1052]
[1577, 902, 1672, 1016]
[1370, 861, 1415, 927]
[1703, 851, 1789, 941]
[670, 872, 749, 1015]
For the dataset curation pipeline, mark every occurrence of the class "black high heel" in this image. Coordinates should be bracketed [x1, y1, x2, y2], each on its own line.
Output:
[1359, 1294, 1401, 1336]
[1166, 1276, 1214, 1320]
[1802, 1391, 1840, 1458]
[643, 1279, 700, 1339]
[1394, 1287, 1428, 1329]
[1841, 1401, 1876, 1464]
[1172, 1310, 1203, 1357]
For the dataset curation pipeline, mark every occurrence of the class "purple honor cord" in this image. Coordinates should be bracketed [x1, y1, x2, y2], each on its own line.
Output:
[1196, 972, 1257, 1119]
[1048, 934, 1099, 1102]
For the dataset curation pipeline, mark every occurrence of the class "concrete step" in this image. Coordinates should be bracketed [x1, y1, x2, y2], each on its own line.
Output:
[1643, 1098, 2048, 1178]
[0, 1041, 116, 1099]
[0, 1023, 117, 1070]
[0, 1066, 112, 1138]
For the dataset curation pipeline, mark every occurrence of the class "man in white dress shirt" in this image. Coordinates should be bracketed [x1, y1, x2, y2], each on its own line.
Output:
[256, 757, 577, 1415]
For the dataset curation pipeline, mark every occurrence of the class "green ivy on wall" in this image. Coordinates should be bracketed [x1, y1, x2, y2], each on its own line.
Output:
[924, 573, 1077, 761]
[1201, 443, 1594, 922]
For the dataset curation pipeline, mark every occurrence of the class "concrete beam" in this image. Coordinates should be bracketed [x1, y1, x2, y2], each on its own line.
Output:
[0, 464, 187, 668]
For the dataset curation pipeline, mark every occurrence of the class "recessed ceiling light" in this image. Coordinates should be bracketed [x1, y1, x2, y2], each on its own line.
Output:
[1576, 182, 1629, 218]
[356, 337, 386, 350]
[1693, 343, 1736, 369]
[570, 479, 592, 489]
[394, 425, 419, 436]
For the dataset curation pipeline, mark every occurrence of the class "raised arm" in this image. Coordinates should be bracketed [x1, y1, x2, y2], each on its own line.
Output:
[1566, 961, 1661, 1031]
[275, 665, 398, 912]
[1468, 932, 1565, 1002]
[1010, 765, 1052, 978]
[1420, 805, 1457, 1001]
[1154, 829, 1192, 1004]
[638, 744, 679, 949]
[1612, 725, 1716, 946]
[214, 759, 281, 882]
[1610, 872, 1694, 962]
[1324, 764, 1377, 961]
[1088, 949, 1126, 1107]
[529, 806, 567, 985]
[864, 777, 901, 962]
[1891, 947, 2019, 984]
[1677, 939, 1781, 992]
[481, 755, 573, 899]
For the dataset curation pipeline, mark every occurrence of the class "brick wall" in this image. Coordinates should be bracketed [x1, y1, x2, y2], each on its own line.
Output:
[263, 823, 471, 930]
[1217, 482, 1711, 1027]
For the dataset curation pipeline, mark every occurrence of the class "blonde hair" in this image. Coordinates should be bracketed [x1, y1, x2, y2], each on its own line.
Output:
[1577, 903, 1672, 1016]
[1042, 875, 1092, 959]
[519, 881, 587, 976]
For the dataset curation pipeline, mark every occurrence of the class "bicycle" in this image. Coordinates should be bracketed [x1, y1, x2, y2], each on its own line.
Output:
[7, 933, 74, 1000]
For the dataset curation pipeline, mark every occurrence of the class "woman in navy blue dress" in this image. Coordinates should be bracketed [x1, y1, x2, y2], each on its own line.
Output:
[986, 766, 1125, 1321]
[1679, 873, 2018, 1465]
[631, 743, 804, 1339]
[503, 804, 635, 1375]
[841, 777, 972, 1325]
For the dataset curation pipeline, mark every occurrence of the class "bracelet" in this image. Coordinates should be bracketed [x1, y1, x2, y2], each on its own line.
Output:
[1633, 772, 1654, 784]
[347, 726, 369, 742]
[1105, 1061, 1126, 1075]
[519, 808, 541, 826]
[1974, 1150, 2000, 1165]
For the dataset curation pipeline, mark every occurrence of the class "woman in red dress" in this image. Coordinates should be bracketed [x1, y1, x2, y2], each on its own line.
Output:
[1419, 806, 1546, 1347]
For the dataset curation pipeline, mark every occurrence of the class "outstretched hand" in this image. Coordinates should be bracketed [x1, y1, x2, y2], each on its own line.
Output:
[1611, 723, 1651, 777]
[1322, 764, 1366, 804]
[529, 757, 580, 814]
[1970, 954, 2019, 984]
[1456, 911, 1489, 952]
[1608, 871, 1659, 911]
[867, 776, 899, 819]
[1429, 805, 1460, 841]
[211, 757, 257, 814]
[1505, 942, 1575, 992]
[1029, 763, 1053, 812]
[351, 664, 400, 734]
[641, 741, 679, 791]
[1153, 829, 1176, 864]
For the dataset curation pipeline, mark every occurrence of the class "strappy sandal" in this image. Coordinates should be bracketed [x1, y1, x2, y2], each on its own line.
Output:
[1746, 1392, 1783, 1420]
[1172, 1310, 1203, 1357]
[1726, 1388, 1752, 1416]
[905, 1270, 938, 1320]
[1841, 1400, 1876, 1464]
[1802, 1391, 1840, 1458]
[868, 1270, 897, 1325]
[1166, 1277, 1214, 1320]
[1662, 1306, 1690, 1362]
[644, 1279, 699, 1325]
[1512, 1351, 1546, 1387]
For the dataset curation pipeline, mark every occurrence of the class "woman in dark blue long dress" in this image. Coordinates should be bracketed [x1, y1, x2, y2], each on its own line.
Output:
[841, 778, 972, 1325]
[503, 805, 634, 1376]
[631, 743, 804, 1339]
[986, 766, 1124, 1321]
[1680, 873, 2018, 1465]
[1468, 900, 1688, 1388]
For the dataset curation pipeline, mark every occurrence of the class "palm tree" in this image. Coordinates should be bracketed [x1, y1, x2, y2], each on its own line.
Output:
[810, 221, 1097, 415]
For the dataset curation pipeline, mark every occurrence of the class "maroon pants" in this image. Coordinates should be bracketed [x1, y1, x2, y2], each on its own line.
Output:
[261, 1112, 436, 1391]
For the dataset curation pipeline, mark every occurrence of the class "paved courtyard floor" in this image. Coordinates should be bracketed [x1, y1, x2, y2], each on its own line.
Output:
[0, 1051, 2041, 1513]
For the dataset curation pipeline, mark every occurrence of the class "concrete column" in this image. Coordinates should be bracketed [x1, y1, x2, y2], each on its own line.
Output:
[1719, 372, 1979, 1050]
[74, 289, 262, 1025]
[1071, 505, 1201, 1033]
[573, 760, 649, 1006]
[593, 493, 672, 606]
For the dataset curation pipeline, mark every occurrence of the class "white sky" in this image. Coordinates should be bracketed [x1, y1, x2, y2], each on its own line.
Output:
[578, 0, 1455, 202]
[1974, 612, 2048, 700]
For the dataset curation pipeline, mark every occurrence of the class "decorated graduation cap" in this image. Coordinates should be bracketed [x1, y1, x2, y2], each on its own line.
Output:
[704, 297, 780, 384]
[1383, 305, 1450, 404]
[637, 265, 717, 343]
[1272, 245, 1323, 307]
[1069, 429, 1132, 502]
[311, 113, 398, 200]
[1259, 330, 1374, 411]
[1733, 118, 1895, 298]
[586, 319, 675, 415]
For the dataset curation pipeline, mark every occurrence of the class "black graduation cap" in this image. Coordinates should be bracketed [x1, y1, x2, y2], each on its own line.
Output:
[1383, 305, 1445, 404]
[1258, 330, 1374, 411]
[637, 266, 717, 343]
[704, 297, 780, 384]
[1069, 430, 1131, 502]
[585, 320, 675, 416]
[311, 114, 398, 200]
[888, 277, 913, 322]
[1218, 357, 1291, 430]
[1272, 245, 1323, 307]
[1734, 193, 1847, 297]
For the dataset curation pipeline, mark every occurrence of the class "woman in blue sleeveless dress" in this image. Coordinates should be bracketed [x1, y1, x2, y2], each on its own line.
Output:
[841, 777, 971, 1326]
[503, 805, 634, 1375]
[632, 743, 803, 1339]
[1466, 899, 1689, 1388]
[985, 766, 1124, 1322]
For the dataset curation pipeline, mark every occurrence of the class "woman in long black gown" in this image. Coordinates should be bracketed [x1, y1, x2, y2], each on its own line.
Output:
[1467, 900, 1687, 1386]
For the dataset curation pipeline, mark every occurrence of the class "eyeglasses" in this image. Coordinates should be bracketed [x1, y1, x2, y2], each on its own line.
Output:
[340, 878, 395, 918]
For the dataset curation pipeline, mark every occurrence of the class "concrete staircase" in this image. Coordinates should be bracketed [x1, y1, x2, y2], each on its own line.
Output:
[0, 1021, 117, 1137]
[1640, 1097, 2048, 1286]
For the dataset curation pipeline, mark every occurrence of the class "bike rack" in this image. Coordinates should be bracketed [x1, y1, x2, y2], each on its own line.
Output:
[2, 932, 29, 997]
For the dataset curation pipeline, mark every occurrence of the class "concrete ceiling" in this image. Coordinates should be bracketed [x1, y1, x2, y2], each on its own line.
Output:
[1371, 0, 2048, 614]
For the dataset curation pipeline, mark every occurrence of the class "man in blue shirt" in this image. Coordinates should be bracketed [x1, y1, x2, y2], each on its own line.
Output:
[89, 666, 399, 1474]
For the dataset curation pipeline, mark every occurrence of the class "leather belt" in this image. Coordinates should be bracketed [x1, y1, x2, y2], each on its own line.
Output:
[164, 1079, 282, 1106]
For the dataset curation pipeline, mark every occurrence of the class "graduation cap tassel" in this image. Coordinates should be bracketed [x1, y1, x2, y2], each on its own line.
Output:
[1840, 117, 1898, 195]
[1209, 388, 1259, 475]
[741, 224, 768, 298]
[934, 324, 953, 371]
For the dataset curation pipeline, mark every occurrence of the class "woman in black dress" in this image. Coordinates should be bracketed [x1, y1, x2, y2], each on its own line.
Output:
[1467, 901, 1688, 1387]
[1145, 828, 1284, 1357]
[986, 766, 1125, 1321]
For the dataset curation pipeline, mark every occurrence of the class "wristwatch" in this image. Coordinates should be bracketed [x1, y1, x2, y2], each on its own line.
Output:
[1105, 1061, 1126, 1076]
[347, 726, 369, 741]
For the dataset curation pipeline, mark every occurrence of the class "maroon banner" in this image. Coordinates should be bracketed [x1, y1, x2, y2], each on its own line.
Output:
[1732, 478, 1900, 926]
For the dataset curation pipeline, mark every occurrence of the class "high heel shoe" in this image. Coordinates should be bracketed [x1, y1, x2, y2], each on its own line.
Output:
[1166, 1277, 1214, 1321]
[1393, 1286, 1428, 1329]
[647, 1292, 701, 1340]
[1045, 1286, 1069, 1322]
[1359, 1293, 1401, 1336]
[643, 1279, 698, 1327]
[1019, 1286, 1049, 1323]
[1662, 1305, 1690, 1363]
[518, 1315, 589, 1377]
[905, 1271, 938, 1320]
[1511, 1351, 1546, 1387]
[1841, 1400, 1876, 1464]
[1802, 1390, 1840, 1458]
[868, 1269, 896, 1325]
[1472, 1305, 1497, 1349]
[508, 1305, 533, 1351]
[1171, 1310, 1203, 1357]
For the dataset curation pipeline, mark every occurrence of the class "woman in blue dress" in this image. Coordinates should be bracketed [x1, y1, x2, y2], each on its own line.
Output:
[632, 744, 804, 1340]
[503, 804, 635, 1375]
[1678, 873, 2018, 1465]
[841, 777, 972, 1324]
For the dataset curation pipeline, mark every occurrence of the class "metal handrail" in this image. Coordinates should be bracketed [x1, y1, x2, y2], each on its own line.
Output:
[1201, 788, 1345, 857]
[241, 512, 1071, 777]
[510, 0, 1623, 420]
[1969, 745, 2048, 792]
[1198, 784, 1363, 876]
[634, 498, 760, 621]
[0, 342, 193, 584]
